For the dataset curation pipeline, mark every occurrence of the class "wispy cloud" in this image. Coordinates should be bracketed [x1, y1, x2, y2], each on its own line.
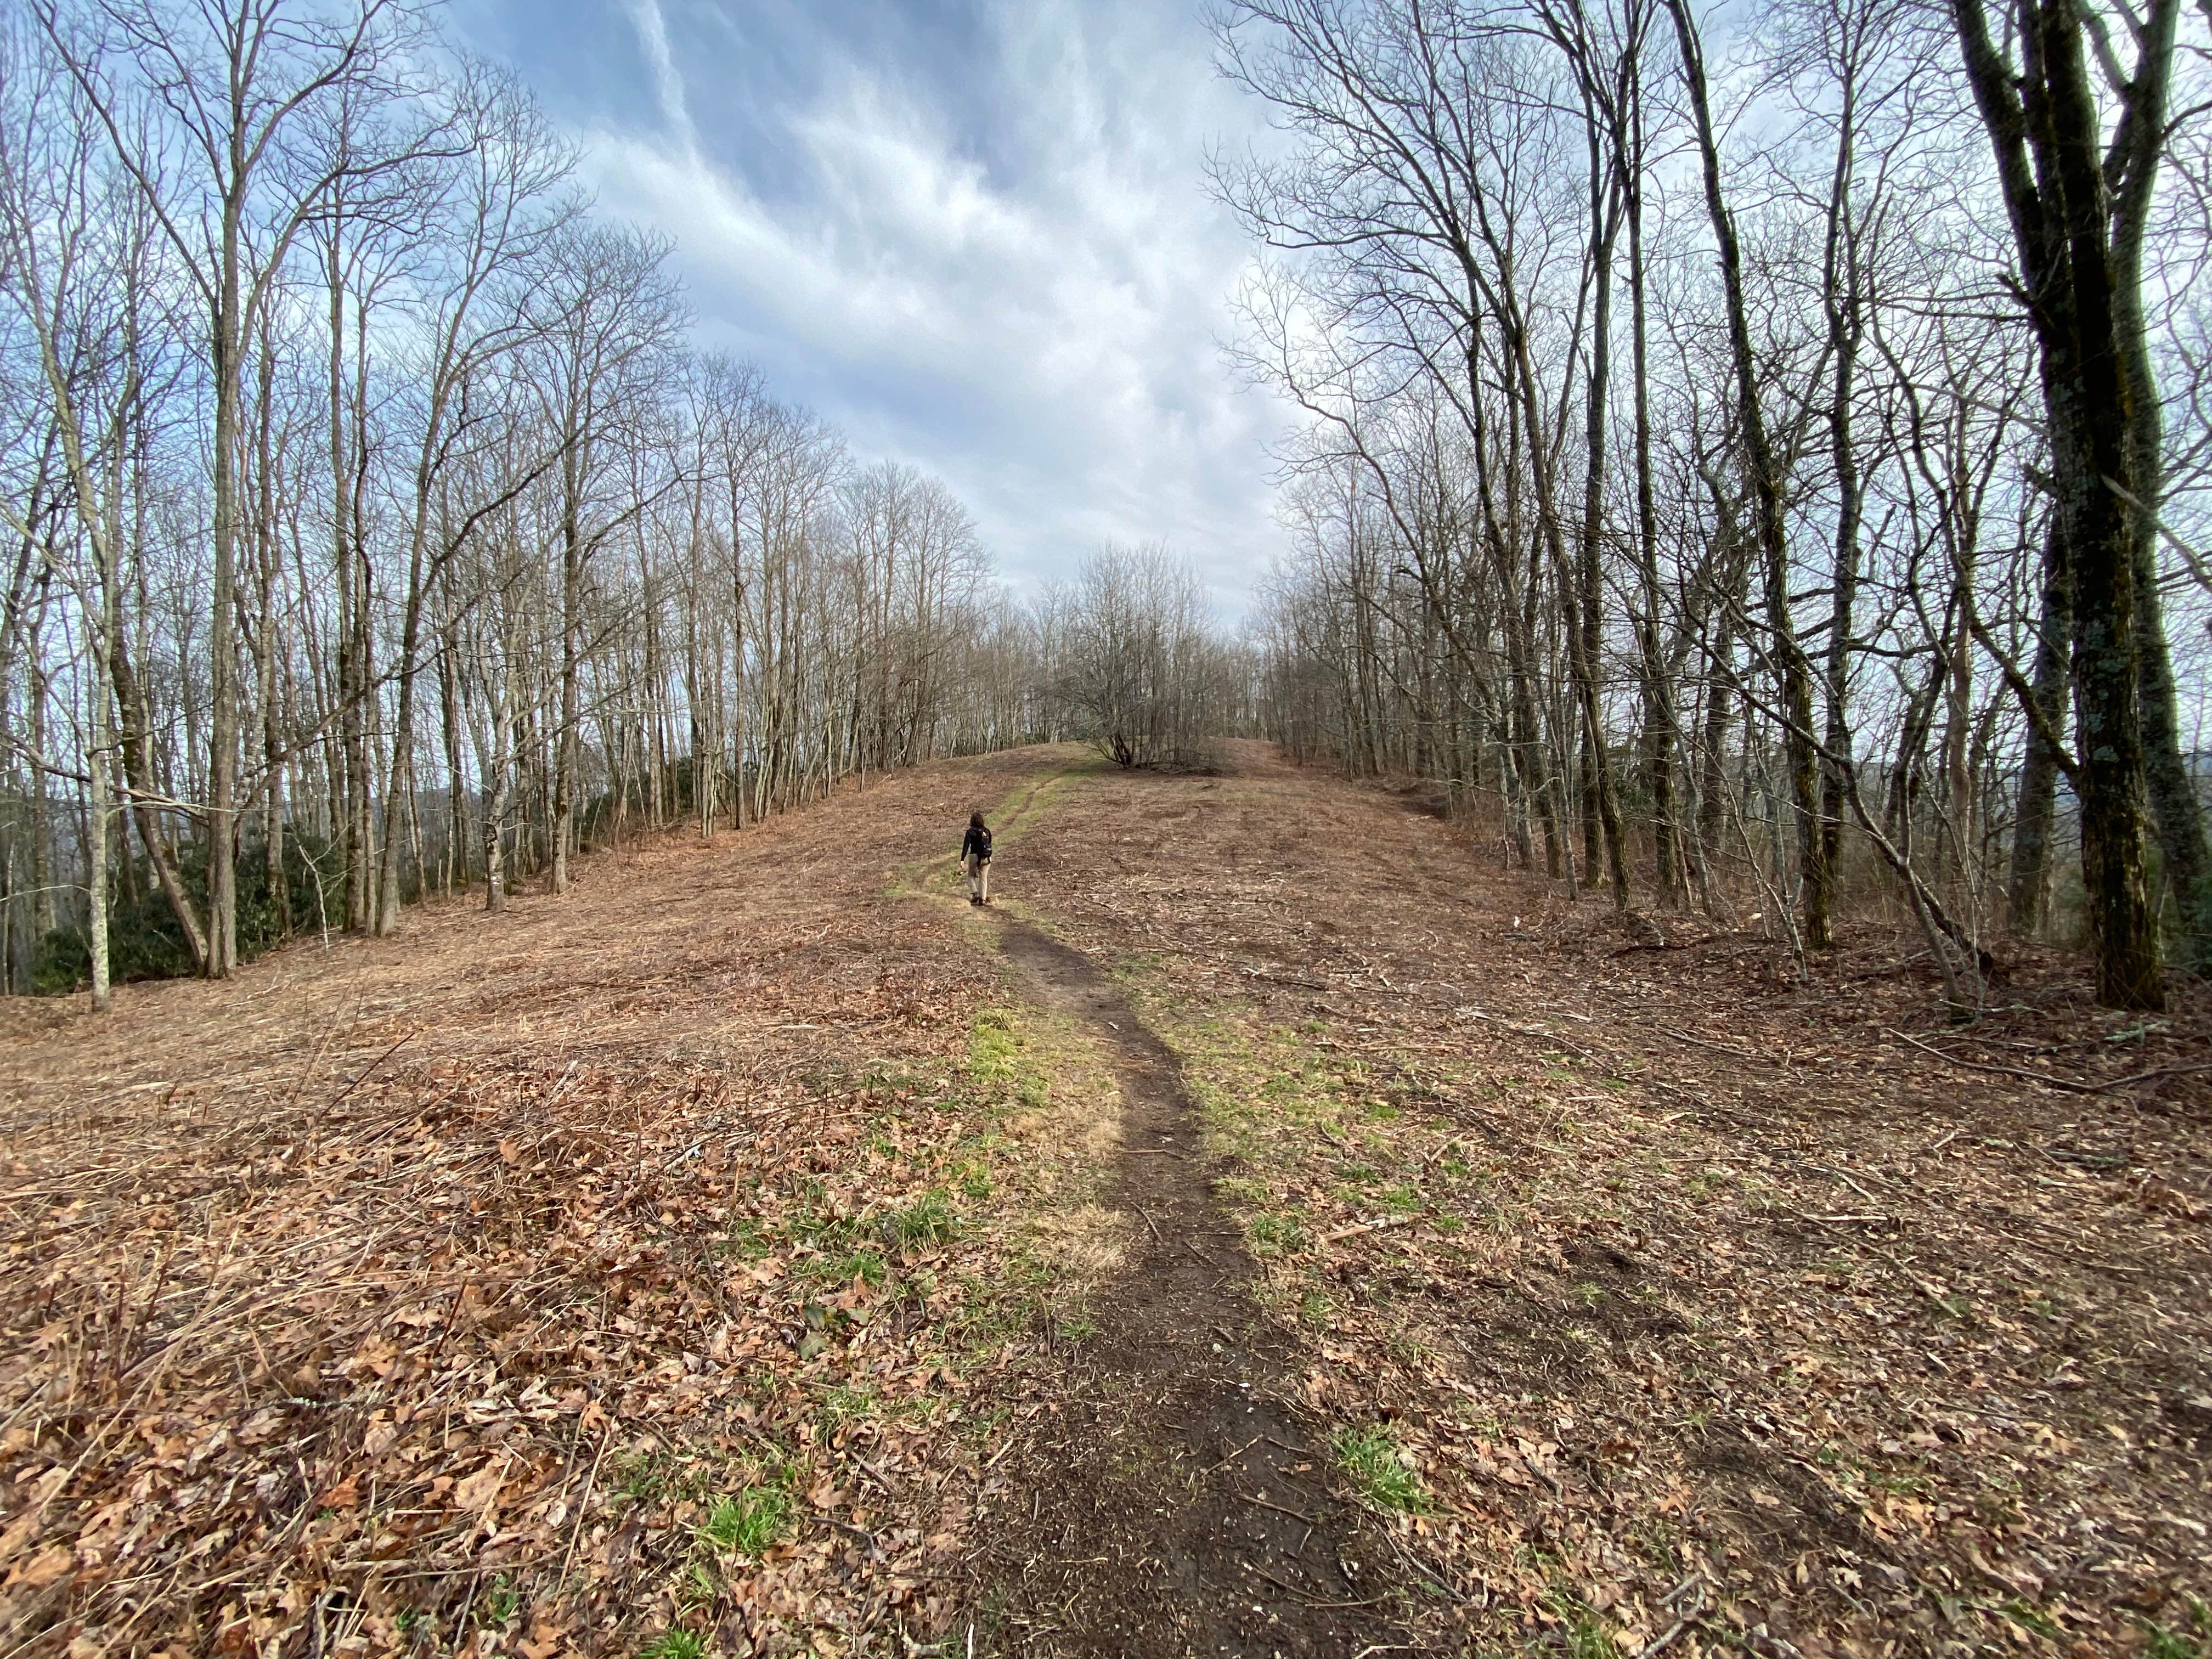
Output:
[619, 0, 694, 152]
[458, 0, 1292, 617]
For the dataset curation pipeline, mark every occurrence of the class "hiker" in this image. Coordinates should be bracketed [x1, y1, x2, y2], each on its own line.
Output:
[960, 809, 994, 906]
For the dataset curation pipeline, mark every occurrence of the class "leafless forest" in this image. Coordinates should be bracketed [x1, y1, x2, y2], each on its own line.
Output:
[1223, 0, 2212, 1012]
[5, 0, 2212, 1018]
[0, 2, 1247, 1009]
[0, 3, 2208, 1655]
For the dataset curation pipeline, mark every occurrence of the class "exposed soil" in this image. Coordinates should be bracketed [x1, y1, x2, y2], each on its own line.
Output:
[0, 740, 2205, 1659]
[974, 915, 1419, 1656]
[996, 742, 2212, 1658]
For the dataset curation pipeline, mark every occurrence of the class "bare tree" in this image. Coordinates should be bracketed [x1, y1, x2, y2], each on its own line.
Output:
[523, 222, 685, 894]
[1056, 542, 1234, 770]
[1226, 0, 2212, 1009]
[35, 0, 430, 976]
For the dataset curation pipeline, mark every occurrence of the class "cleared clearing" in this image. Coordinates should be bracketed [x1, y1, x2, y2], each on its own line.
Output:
[2, 741, 2207, 1659]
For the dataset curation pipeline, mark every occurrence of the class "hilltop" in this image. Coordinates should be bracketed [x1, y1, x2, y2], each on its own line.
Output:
[1, 743, 2206, 1658]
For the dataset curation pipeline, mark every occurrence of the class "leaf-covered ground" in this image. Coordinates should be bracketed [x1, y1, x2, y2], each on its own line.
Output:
[0, 748, 1115, 1658]
[994, 745, 2212, 1658]
[2, 741, 2206, 1658]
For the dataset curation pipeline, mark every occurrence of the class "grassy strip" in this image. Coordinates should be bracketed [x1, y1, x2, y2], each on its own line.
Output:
[615, 995, 1127, 1658]
[887, 748, 1102, 909]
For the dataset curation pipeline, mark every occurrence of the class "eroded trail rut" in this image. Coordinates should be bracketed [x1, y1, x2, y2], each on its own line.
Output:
[972, 916, 1420, 1657]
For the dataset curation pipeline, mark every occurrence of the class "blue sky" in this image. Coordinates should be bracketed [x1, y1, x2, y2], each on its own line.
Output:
[447, 0, 1293, 616]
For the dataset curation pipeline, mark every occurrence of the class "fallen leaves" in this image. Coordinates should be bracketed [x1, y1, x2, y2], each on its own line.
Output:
[4, 743, 2206, 1657]
[1001, 747, 2212, 1658]
[9, 1546, 75, 1590]
[0, 751, 1085, 1657]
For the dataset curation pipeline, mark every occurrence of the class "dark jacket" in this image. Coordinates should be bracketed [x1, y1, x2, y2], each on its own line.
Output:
[962, 825, 992, 861]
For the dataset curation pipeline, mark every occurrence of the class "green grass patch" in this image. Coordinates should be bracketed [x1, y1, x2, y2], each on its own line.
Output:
[1247, 1211, 1310, 1256]
[888, 1188, 958, 1250]
[1216, 1174, 1269, 1207]
[474, 1575, 520, 1627]
[613, 1449, 715, 1509]
[698, 1485, 792, 1558]
[986, 763, 1096, 844]
[2135, 1595, 2211, 1659]
[944, 1248, 1057, 1360]
[1330, 1423, 1427, 1513]
[968, 1006, 1057, 1113]
[713, 1217, 773, 1262]
[820, 1381, 878, 1433]
[824, 1245, 888, 1286]
[969, 1007, 1023, 1076]
[1536, 1589, 1623, 1659]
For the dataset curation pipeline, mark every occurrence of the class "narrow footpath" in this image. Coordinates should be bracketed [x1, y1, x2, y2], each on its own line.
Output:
[967, 916, 1421, 1657]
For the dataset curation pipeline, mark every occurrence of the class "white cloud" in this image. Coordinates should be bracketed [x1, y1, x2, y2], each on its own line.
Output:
[621, 0, 695, 154]
[574, 0, 1293, 617]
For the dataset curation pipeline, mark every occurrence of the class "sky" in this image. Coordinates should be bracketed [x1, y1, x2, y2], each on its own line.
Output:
[445, 0, 1295, 618]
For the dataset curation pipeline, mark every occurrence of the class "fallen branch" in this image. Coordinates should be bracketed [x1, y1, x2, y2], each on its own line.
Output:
[1238, 1489, 1319, 1525]
[1319, 1216, 1415, 1245]
[1885, 1028, 2123, 1095]
[1201, 1435, 1262, 1474]
[1242, 969, 1330, 991]
[1645, 1579, 1709, 1656]
[1249, 1561, 1383, 1610]
[324, 1031, 416, 1113]
[1651, 1025, 1759, 1060]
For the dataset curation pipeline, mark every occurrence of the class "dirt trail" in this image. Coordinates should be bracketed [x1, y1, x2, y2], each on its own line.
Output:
[3, 741, 2205, 1659]
[989, 743, 2212, 1658]
[972, 915, 1418, 1657]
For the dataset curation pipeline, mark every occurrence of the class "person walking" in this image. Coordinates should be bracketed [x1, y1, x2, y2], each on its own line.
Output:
[960, 810, 994, 906]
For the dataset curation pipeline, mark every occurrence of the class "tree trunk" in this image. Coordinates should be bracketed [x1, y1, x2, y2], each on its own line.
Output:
[2100, 0, 2207, 970]
[1667, 0, 1831, 949]
[440, 625, 467, 895]
[1818, 84, 1865, 921]
[206, 205, 242, 978]
[1627, 90, 1679, 909]
[2006, 523, 2071, 935]
[374, 514, 434, 933]
[551, 471, 582, 895]
[84, 585, 110, 1012]
[106, 587, 208, 967]
[486, 651, 514, 915]
[1950, 0, 2165, 1006]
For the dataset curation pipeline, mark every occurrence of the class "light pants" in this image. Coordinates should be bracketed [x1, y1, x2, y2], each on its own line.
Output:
[965, 853, 991, 902]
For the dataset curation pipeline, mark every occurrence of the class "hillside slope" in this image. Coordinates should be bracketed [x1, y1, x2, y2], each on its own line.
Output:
[2, 743, 2206, 1659]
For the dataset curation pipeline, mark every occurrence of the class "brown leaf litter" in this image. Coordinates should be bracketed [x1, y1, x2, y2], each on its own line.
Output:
[2, 740, 2207, 1659]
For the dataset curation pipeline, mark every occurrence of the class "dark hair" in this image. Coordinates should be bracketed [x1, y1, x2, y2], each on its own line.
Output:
[969, 809, 986, 829]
